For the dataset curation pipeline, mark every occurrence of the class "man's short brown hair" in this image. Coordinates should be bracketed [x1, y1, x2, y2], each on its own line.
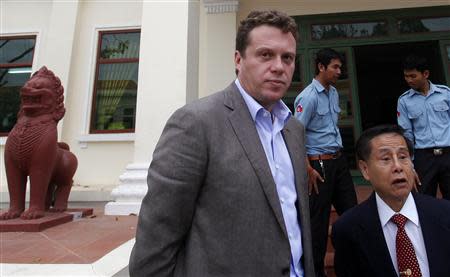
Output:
[236, 10, 298, 57]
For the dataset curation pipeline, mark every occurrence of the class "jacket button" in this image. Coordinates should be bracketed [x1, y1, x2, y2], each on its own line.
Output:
[281, 267, 290, 275]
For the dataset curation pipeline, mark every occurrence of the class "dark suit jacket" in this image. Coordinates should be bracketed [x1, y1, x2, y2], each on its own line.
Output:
[332, 192, 450, 277]
[129, 83, 315, 277]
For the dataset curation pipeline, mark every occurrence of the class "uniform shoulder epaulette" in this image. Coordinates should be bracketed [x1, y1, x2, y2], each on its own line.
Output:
[435, 84, 450, 92]
[399, 90, 411, 98]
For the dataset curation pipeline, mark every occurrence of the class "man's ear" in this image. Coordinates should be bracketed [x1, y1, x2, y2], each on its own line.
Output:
[318, 62, 325, 73]
[235, 50, 242, 71]
[358, 160, 370, 181]
[423, 69, 430, 79]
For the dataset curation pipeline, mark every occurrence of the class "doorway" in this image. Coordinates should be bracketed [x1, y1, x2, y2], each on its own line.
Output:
[354, 41, 446, 130]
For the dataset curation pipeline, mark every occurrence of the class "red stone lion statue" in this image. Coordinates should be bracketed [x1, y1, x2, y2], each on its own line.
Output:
[1, 67, 78, 220]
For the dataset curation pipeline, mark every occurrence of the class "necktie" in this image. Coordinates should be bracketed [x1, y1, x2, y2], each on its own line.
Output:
[391, 214, 422, 277]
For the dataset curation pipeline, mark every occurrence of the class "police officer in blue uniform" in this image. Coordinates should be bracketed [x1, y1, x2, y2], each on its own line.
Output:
[397, 54, 450, 200]
[294, 48, 357, 277]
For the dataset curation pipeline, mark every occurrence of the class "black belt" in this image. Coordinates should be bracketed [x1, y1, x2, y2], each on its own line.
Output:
[417, 147, 450, 156]
[308, 150, 342, 161]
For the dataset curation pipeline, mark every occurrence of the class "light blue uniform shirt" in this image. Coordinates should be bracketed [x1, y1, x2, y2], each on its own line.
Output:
[397, 81, 450, 149]
[294, 78, 342, 155]
[235, 79, 304, 277]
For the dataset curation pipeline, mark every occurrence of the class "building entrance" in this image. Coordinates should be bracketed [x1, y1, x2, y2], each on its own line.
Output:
[289, 6, 450, 182]
[354, 41, 446, 130]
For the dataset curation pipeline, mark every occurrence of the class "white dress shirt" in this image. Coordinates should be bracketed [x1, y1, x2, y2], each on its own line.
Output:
[235, 79, 303, 277]
[376, 192, 430, 277]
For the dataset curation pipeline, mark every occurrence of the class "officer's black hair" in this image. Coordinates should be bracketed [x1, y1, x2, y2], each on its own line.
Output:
[403, 55, 429, 73]
[356, 124, 414, 162]
[314, 48, 343, 75]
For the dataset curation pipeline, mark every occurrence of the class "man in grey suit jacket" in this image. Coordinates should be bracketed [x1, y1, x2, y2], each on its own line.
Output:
[129, 10, 315, 277]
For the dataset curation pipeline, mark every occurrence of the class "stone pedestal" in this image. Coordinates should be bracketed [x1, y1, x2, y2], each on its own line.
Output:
[0, 208, 93, 232]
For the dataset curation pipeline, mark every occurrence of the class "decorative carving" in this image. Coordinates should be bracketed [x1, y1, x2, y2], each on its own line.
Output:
[203, 0, 239, 14]
[1, 66, 78, 220]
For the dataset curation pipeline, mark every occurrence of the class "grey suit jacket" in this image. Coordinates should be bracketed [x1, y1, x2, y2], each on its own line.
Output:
[129, 83, 315, 277]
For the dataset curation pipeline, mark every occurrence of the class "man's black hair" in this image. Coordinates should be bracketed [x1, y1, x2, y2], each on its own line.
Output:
[315, 48, 343, 75]
[356, 124, 414, 162]
[403, 54, 429, 73]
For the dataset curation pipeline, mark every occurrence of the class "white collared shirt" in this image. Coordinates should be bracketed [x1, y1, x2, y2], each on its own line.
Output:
[235, 79, 304, 277]
[376, 192, 430, 277]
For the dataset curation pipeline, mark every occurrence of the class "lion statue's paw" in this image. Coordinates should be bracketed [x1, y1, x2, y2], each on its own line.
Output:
[20, 208, 45, 220]
[0, 209, 23, 220]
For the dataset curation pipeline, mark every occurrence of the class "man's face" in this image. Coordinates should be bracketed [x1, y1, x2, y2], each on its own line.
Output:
[319, 58, 342, 86]
[358, 133, 415, 211]
[404, 69, 429, 91]
[235, 25, 296, 111]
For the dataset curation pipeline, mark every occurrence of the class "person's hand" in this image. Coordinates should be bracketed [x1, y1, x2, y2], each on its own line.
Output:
[307, 166, 324, 195]
[412, 168, 421, 192]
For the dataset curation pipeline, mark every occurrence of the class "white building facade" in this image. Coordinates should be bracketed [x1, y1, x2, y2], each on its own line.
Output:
[1, 0, 449, 215]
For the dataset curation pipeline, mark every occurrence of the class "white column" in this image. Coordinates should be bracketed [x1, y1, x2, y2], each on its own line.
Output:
[105, 1, 199, 215]
[35, 0, 80, 134]
[199, 0, 239, 98]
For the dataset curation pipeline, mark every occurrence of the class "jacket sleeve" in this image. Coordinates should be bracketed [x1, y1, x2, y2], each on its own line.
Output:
[331, 221, 359, 277]
[129, 106, 208, 277]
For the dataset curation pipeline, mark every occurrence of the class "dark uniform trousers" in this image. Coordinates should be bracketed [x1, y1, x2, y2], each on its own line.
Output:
[414, 148, 450, 200]
[309, 153, 357, 277]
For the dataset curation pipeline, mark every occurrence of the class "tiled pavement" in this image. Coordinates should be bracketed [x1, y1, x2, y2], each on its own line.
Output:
[0, 187, 376, 277]
[1, 202, 138, 276]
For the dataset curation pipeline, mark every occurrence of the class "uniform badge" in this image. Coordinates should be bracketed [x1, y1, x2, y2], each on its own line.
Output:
[296, 105, 303, 113]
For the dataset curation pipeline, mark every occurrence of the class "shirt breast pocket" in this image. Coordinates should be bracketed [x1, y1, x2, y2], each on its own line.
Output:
[407, 105, 427, 131]
[432, 102, 449, 124]
[407, 107, 425, 129]
[317, 106, 330, 116]
[310, 106, 330, 129]
[407, 109, 422, 118]
[333, 102, 341, 122]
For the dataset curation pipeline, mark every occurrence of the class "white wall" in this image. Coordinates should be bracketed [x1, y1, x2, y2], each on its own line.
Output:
[3, 0, 447, 202]
[198, 8, 236, 98]
[63, 1, 142, 195]
[0, 0, 142, 200]
[0, 0, 52, 67]
[0, 0, 53, 196]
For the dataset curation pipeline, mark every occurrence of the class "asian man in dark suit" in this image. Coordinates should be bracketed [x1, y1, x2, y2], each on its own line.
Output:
[332, 125, 450, 277]
[129, 10, 315, 277]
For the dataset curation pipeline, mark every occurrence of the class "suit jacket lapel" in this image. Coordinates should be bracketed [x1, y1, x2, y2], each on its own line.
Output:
[417, 199, 437, 274]
[358, 193, 398, 276]
[282, 119, 308, 201]
[282, 121, 315, 276]
[414, 193, 449, 275]
[281, 122, 309, 223]
[224, 83, 288, 237]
